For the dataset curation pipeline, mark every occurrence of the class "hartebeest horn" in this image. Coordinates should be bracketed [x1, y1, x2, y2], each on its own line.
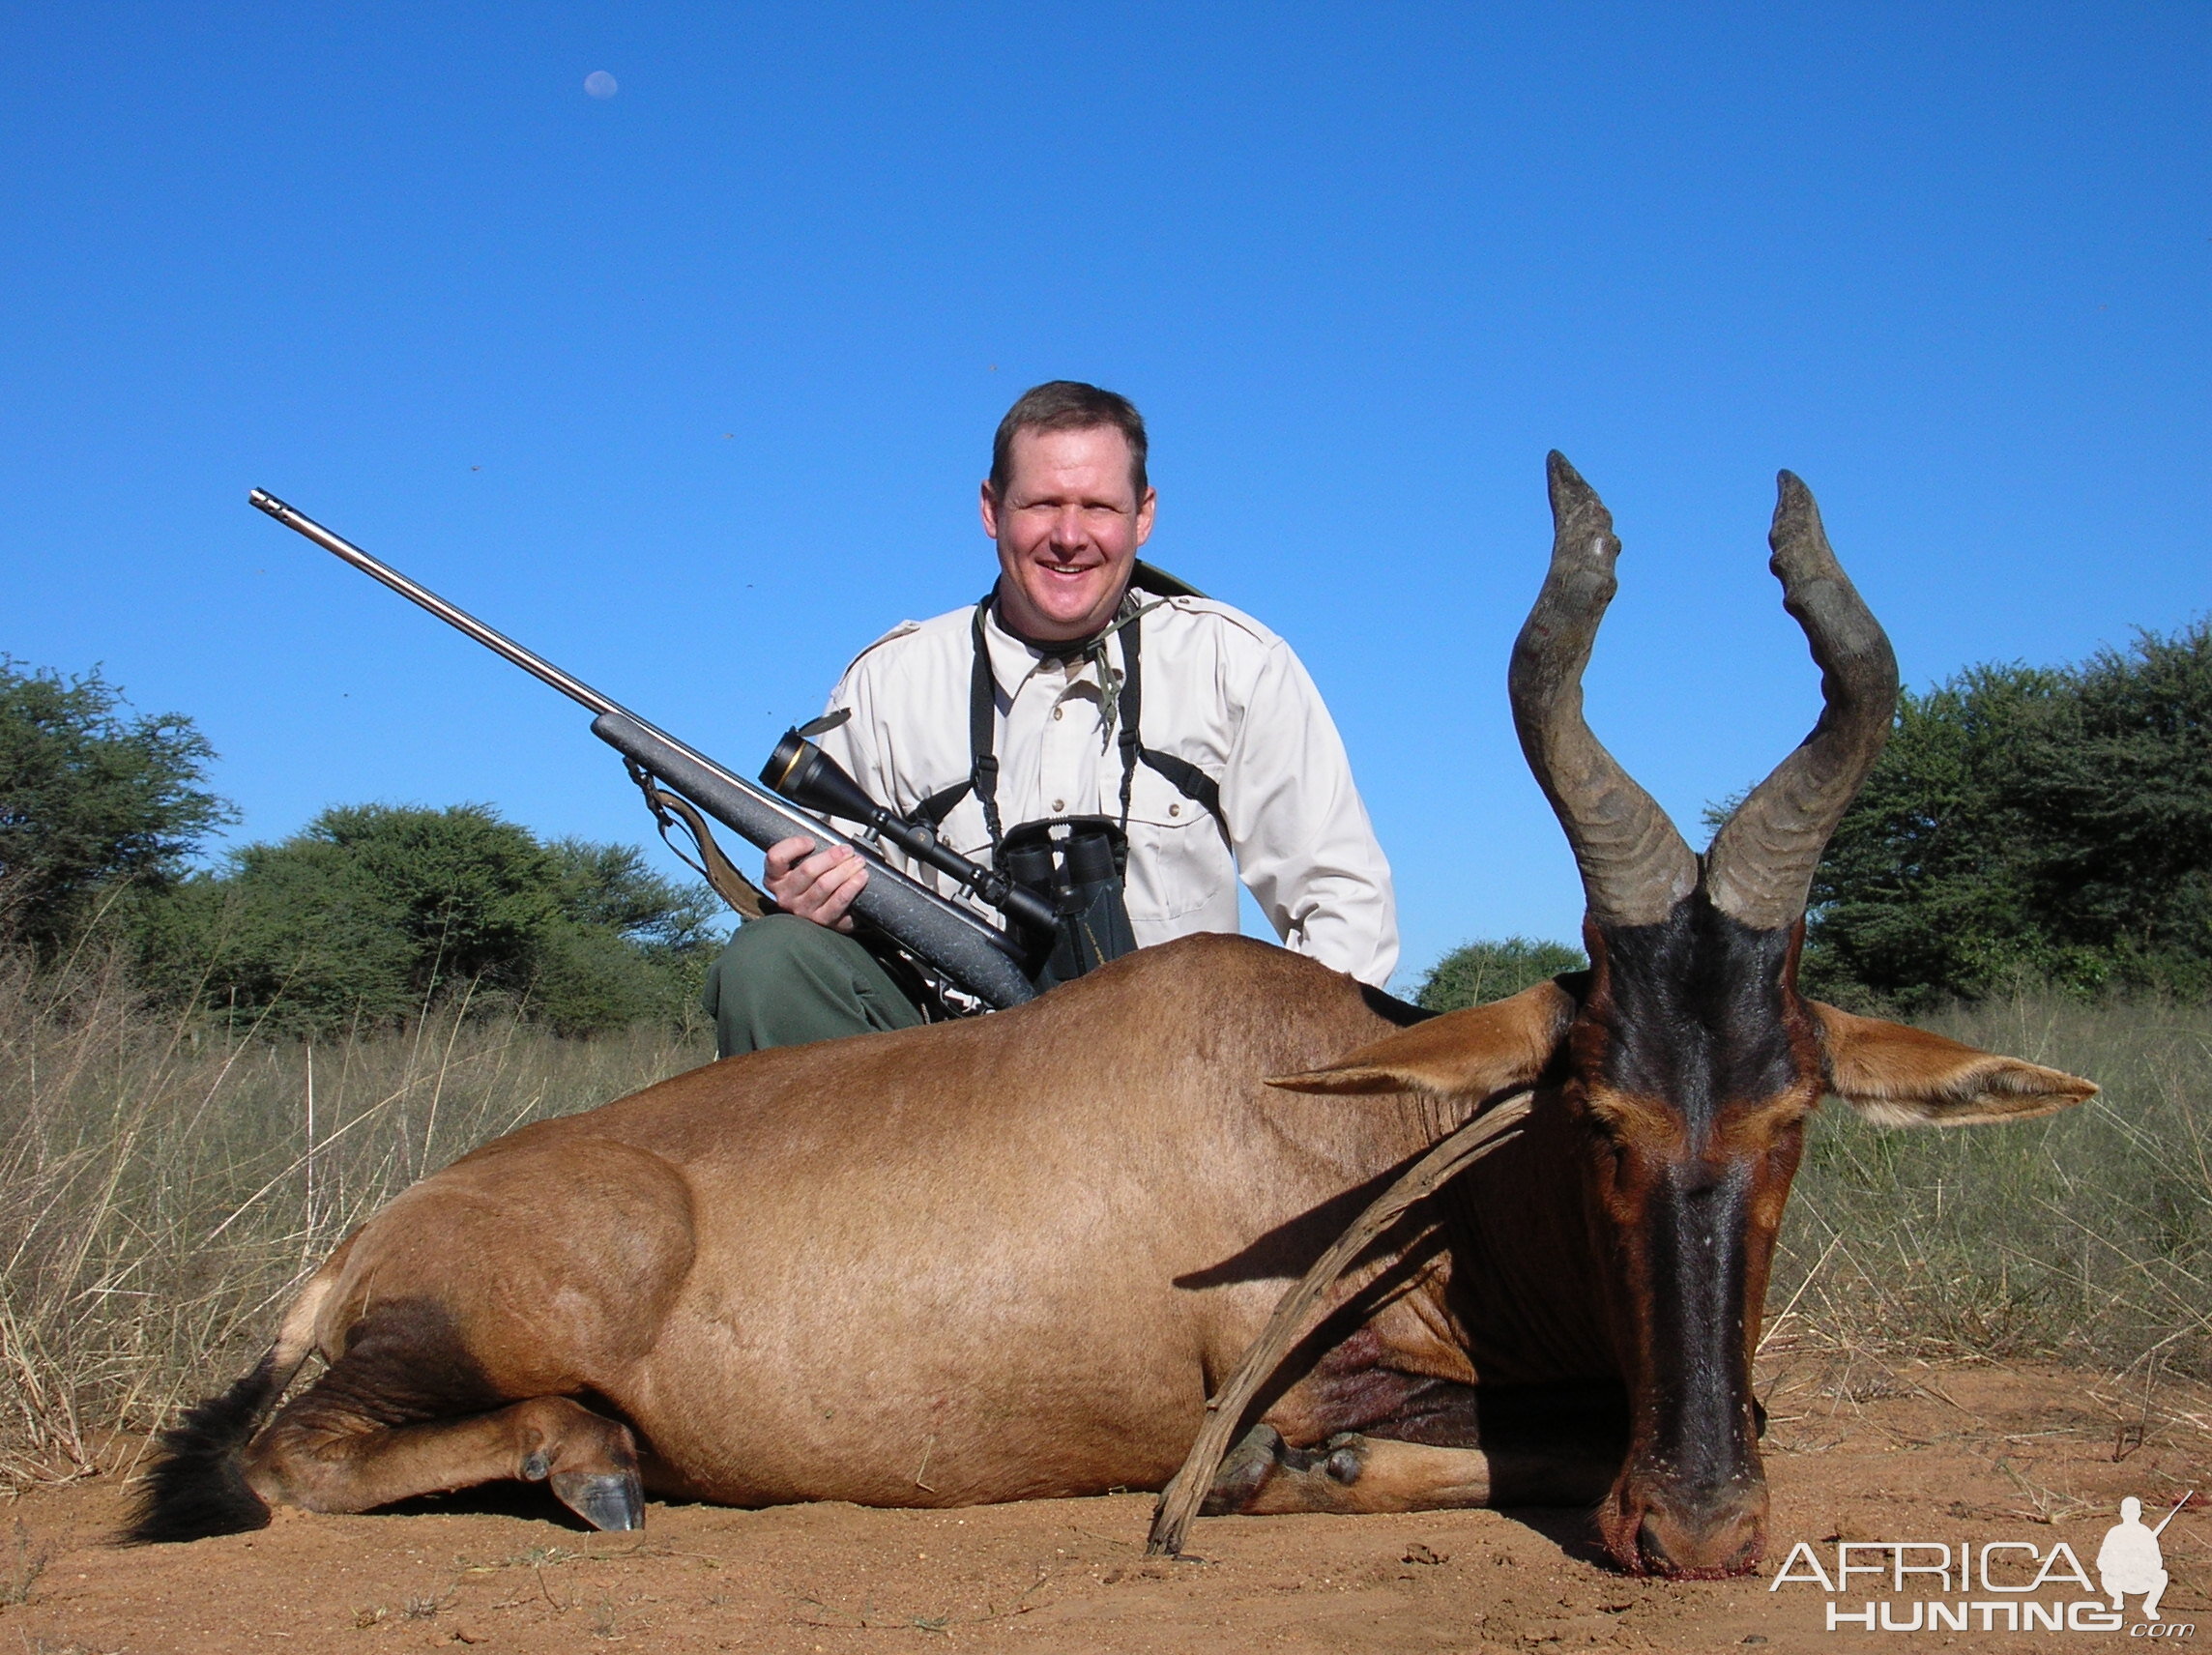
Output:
[1703, 473, 1899, 931]
[1510, 453, 1699, 927]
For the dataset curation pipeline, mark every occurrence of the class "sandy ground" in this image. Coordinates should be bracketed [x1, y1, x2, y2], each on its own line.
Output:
[4, 1357, 2206, 1655]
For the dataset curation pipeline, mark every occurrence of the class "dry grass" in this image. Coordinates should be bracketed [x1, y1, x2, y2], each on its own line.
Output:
[3, 948, 2204, 1492]
[0, 947, 710, 1490]
[1765, 992, 2212, 1383]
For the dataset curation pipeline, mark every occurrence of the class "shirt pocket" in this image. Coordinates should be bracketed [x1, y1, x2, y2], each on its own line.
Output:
[1119, 766, 1232, 924]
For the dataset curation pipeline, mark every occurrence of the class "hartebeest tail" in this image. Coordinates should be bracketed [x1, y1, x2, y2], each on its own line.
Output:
[123, 1259, 338, 1542]
[124, 1353, 284, 1542]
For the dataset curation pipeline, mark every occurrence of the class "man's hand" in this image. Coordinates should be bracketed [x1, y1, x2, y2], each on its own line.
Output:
[764, 835, 868, 931]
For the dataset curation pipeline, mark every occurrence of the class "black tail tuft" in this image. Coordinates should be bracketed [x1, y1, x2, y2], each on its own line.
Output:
[120, 1355, 283, 1544]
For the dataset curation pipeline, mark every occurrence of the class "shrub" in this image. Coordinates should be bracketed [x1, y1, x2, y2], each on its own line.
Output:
[1414, 936, 1587, 1011]
[0, 658, 231, 962]
[1806, 620, 2212, 1006]
[144, 805, 726, 1036]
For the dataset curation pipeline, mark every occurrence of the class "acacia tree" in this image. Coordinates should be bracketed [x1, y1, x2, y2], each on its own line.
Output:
[0, 658, 232, 961]
[149, 803, 727, 1034]
[1415, 936, 1586, 1011]
[1807, 620, 2211, 1005]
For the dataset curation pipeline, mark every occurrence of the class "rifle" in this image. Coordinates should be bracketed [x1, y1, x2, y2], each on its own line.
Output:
[248, 491, 1039, 1010]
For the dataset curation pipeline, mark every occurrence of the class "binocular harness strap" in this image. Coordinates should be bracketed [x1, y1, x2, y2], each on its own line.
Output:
[910, 593, 1227, 854]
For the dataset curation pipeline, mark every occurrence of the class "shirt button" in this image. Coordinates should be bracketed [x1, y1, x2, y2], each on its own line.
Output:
[1169, 802, 1180, 817]
[1052, 706, 1063, 721]
[1052, 799, 1064, 813]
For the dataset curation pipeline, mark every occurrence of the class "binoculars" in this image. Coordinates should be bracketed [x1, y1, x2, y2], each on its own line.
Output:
[762, 730, 1060, 938]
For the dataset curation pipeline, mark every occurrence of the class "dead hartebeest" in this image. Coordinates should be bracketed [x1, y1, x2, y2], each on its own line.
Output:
[129, 454, 2094, 1577]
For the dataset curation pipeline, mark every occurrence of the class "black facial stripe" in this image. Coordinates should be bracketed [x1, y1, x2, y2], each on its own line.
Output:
[1642, 1158, 1754, 1489]
[1593, 898, 1798, 1138]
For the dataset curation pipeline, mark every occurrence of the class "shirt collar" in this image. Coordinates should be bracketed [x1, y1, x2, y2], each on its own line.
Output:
[981, 595, 1125, 692]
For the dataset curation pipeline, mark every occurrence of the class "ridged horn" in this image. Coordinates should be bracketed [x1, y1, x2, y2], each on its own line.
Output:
[1510, 453, 1698, 928]
[1703, 472, 1899, 931]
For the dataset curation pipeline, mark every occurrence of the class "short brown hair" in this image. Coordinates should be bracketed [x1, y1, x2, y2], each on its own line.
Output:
[988, 381, 1149, 503]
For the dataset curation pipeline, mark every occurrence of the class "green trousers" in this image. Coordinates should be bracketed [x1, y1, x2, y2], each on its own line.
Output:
[700, 915, 927, 1058]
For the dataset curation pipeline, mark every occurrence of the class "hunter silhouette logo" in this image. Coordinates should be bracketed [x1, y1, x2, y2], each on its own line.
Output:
[2100, 1495, 2185, 1622]
[1766, 1491, 2197, 1636]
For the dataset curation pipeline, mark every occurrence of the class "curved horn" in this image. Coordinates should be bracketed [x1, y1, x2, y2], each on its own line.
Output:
[1703, 472, 1899, 930]
[1510, 453, 1698, 928]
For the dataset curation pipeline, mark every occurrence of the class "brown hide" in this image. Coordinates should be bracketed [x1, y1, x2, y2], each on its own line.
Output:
[255, 936, 1563, 1513]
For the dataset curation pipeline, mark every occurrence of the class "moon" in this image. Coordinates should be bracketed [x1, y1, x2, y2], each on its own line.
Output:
[584, 71, 618, 99]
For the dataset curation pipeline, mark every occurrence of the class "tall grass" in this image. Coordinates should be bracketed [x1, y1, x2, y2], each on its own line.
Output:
[3, 949, 2206, 1491]
[0, 947, 710, 1489]
[1766, 994, 2212, 1380]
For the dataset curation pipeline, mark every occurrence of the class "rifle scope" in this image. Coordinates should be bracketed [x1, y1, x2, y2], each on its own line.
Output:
[762, 732, 1059, 938]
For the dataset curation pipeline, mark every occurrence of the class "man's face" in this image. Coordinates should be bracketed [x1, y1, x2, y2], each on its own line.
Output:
[980, 424, 1156, 641]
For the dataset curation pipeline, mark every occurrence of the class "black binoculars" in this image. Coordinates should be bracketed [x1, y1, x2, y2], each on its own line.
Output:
[761, 730, 1059, 938]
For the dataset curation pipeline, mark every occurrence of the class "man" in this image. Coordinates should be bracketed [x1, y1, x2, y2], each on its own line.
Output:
[703, 381, 1397, 1055]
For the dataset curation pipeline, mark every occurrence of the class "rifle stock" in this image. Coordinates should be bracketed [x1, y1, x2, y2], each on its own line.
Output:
[249, 490, 1037, 1010]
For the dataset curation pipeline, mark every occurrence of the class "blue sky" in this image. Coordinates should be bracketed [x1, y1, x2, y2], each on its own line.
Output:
[3, 4, 2205, 990]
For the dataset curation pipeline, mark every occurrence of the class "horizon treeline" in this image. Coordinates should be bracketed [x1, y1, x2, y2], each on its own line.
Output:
[7, 617, 2208, 1033]
[1422, 619, 2212, 1012]
[0, 656, 726, 1035]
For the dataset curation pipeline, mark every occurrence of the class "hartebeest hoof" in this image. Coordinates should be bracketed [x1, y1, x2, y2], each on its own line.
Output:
[510, 1399, 645, 1530]
[1200, 1424, 1297, 1515]
[550, 1470, 645, 1531]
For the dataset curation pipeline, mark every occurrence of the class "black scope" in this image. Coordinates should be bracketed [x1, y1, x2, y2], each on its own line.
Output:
[761, 730, 1059, 939]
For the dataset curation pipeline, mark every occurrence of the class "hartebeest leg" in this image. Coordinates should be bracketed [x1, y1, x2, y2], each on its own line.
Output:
[1204, 1425, 1493, 1515]
[1204, 1371, 1629, 1520]
[246, 1393, 645, 1530]
[1205, 1424, 1618, 1516]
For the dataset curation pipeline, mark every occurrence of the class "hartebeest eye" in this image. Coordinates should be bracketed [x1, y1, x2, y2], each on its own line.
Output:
[1578, 1090, 1678, 1157]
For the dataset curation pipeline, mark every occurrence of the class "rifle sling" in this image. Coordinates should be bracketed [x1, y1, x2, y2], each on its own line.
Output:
[625, 760, 774, 920]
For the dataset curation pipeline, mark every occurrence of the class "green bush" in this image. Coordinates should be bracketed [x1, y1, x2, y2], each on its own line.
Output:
[1414, 936, 1587, 1011]
[5, 659, 729, 1035]
[146, 804, 725, 1035]
[0, 658, 232, 962]
[1807, 620, 2212, 1006]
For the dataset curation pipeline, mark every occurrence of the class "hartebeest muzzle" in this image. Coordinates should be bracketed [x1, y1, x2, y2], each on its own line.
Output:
[1513, 453, 1897, 1576]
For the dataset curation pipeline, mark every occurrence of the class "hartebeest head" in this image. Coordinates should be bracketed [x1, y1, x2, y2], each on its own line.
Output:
[1281, 454, 2094, 1577]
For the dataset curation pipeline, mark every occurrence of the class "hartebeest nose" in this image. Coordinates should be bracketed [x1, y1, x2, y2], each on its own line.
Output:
[1633, 1486, 1765, 1578]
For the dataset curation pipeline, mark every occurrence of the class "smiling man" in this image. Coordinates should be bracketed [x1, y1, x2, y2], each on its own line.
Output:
[703, 381, 1398, 1055]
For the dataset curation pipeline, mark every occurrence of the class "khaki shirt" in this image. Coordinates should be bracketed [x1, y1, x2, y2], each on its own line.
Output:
[811, 595, 1400, 987]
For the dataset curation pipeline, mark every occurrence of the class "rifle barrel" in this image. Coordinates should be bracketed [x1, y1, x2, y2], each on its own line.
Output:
[2151, 1493, 2193, 1536]
[248, 488, 1038, 1009]
[250, 490, 626, 722]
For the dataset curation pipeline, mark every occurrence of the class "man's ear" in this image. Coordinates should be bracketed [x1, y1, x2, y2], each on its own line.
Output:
[1809, 1002, 2099, 1127]
[1269, 980, 1573, 1098]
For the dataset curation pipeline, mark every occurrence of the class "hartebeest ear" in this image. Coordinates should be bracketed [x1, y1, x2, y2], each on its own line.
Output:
[1809, 1002, 2098, 1126]
[1268, 980, 1574, 1098]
